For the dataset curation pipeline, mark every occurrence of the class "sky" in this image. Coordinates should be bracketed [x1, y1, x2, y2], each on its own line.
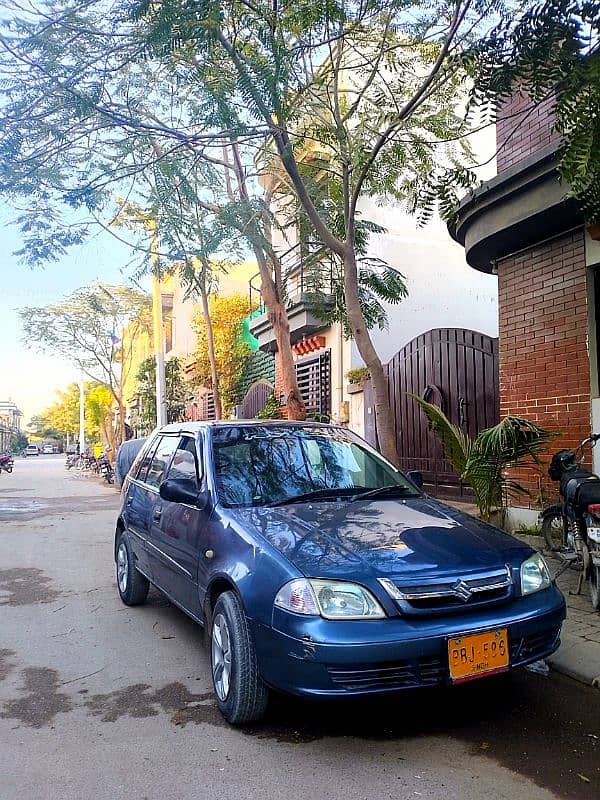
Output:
[0, 206, 147, 427]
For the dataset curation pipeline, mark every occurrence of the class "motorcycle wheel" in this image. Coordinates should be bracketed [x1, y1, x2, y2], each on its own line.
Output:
[542, 506, 567, 552]
[591, 565, 600, 611]
[6, 467, 12, 473]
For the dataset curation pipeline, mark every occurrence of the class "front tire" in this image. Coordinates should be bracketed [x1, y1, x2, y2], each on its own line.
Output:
[210, 591, 269, 725]
[116, 532, 149, 606]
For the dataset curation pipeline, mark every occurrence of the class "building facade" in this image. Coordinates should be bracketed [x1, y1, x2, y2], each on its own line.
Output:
[451, 90, 600, 518]
[0, 399, 23, 451]
[249, 186, 499, 436]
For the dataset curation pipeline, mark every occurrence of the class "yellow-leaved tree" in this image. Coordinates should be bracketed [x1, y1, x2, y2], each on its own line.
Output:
[191, 293, 253, 417]
[40, 382, 116, 452]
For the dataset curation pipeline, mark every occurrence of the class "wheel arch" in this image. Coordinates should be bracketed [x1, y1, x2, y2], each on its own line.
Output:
[204, 576, 243, 628]
[114, 518, 125, 561]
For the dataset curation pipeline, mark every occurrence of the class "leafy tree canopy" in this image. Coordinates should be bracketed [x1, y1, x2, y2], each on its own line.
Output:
[19, 283, 152, 404]
[134, 355, 188, 433]
[2, 0, 597, 460]
[191, 293, 253, 416]
[33, 381, 114, 445]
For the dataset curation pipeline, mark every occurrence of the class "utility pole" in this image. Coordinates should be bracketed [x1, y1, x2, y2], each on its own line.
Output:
[149, 219, 167, 427]
[112, 201, 167, 429]
[79, 372, 85, 454]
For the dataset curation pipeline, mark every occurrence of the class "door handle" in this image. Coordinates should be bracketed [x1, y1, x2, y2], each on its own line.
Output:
[152, 506, 162, 522]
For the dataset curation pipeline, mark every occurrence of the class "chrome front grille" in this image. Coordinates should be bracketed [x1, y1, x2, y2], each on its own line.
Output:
[379, 566, 513, 615]
[327, 656, 446, 691]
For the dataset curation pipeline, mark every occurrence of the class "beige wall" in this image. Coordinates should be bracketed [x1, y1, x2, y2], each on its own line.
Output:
[163, 260, 258, 361]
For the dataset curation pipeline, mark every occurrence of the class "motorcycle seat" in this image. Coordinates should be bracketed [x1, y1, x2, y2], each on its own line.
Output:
[564, 473, 600, 507]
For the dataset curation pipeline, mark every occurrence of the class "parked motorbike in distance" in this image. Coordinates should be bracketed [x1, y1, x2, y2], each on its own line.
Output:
[541, 433, 600, 610]
[65, 453, 79, 470]
[96, 454, 114, 484]
[65, 450, 114, 483]
[0, 453, 14, 474]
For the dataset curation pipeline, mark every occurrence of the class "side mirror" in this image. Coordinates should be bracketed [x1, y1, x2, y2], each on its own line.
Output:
[406, 470, 424, 490]
[160, 478, 208, 508]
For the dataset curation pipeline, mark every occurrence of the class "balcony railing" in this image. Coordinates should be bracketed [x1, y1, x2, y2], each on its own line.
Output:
[248, 254, 336, 351]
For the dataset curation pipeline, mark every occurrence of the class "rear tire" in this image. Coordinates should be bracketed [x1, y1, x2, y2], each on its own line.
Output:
[591, 565, 600, 611]
[210, 591, 269, 725]
[116, 532, 149, 606]
[542, 506, 566, 552]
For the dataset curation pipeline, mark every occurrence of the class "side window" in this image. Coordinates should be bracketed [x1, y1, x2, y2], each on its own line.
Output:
[134, 436, 160, 483]
[166, 436, 200, 488]
[145, 436, 179, 489]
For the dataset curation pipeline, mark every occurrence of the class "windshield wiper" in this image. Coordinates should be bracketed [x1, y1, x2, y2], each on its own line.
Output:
[349, 485, 418, 503]
[268, 487, 357, 507]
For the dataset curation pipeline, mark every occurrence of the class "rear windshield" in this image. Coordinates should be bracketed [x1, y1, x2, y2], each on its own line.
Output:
[211, 425, 418, 507]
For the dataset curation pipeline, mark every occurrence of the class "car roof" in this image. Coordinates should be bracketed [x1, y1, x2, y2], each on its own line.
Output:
[157, 420, 336, 434]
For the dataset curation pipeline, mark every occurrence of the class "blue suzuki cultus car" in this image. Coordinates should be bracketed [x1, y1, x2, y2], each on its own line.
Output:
[115, 421, 566, 724]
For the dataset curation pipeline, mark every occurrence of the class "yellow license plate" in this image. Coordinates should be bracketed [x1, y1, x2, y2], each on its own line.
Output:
[448, 628, 509, 683]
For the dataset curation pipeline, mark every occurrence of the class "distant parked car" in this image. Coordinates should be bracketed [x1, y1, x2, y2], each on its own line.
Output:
[24, 444, 40, 456]
[42, 444, 54, 455]
[114, 437, 146, 487]
[114, 421, 566, 725]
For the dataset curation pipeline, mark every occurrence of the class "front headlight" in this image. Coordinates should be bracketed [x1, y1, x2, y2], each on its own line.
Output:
[520, 553, 551, 596]
[274, 579, 386, 619]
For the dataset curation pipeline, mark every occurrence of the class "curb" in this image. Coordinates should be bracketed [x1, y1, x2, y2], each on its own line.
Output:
[547, 631, 600, 690]
[480, 531, 600, 690]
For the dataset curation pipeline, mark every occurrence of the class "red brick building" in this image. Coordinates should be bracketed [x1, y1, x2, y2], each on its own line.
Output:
[452, 91, 600, 514]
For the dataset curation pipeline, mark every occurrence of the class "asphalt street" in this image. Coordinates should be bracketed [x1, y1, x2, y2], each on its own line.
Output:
[0, 456, 599, 800]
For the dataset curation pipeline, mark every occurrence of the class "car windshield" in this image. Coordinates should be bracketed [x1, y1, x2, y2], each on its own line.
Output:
[211, 425, 419, 508]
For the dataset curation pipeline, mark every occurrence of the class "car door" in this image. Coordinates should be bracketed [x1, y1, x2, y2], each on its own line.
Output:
[141, 434, 180, 583]
[122, 435, 161, 580]
[151, 434, 208, 617]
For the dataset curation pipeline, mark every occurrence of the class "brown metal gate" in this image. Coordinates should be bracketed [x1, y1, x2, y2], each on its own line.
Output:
[295, 350, 331, 419]
[364, 328, 499, 499]
[235, 381, 273, 419]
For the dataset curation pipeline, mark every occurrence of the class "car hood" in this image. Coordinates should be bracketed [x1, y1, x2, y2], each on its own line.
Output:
[227, 497, 532, 580]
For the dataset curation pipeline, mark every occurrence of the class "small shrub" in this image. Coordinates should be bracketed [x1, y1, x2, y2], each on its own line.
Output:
[346, 366, 369, 384]
[256, 393, 282, 419]
[514, 522, 542, 537]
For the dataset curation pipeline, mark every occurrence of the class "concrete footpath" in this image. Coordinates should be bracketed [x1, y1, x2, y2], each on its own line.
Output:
[526, 536, 600, 689]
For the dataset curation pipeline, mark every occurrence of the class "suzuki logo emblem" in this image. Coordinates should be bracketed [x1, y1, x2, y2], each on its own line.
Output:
[453, 580, 473, 602]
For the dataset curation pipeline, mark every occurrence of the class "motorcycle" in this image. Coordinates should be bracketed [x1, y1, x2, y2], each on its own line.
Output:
[65, 453, 79, 470]
[96, 454, 114, 484]
[0, 453, 14, 474]
[540, 433, 600, 611]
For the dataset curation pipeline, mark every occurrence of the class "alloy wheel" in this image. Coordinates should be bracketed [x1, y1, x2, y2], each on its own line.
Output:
[212, 613, 232, 701]
[117, 541, 128, 594]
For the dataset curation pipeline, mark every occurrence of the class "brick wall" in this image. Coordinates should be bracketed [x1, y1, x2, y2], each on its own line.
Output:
[498, 231, 590, 505]
[497, 91, 559, 172]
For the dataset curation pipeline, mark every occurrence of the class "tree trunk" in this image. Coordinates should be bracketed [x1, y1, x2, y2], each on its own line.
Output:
[343, 249, 400, 466]
[118, 403, 126, 447]
[227, 141, 305, 419]
[257, 260, 305, 419]
[198, 275, 223, 420]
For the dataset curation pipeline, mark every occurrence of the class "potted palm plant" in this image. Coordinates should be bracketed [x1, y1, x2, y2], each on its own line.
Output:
[411, 395, 557, 525]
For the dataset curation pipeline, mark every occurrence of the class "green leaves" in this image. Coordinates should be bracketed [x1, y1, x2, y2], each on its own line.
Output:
[411, 396, 557, 522]
[135, 356, 188, 430]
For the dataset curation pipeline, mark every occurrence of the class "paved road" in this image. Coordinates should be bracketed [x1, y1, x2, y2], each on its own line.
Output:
[1, 457, 599, 800]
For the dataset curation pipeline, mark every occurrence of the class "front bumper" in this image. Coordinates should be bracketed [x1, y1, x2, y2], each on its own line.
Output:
[251, 585, 566, 696]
